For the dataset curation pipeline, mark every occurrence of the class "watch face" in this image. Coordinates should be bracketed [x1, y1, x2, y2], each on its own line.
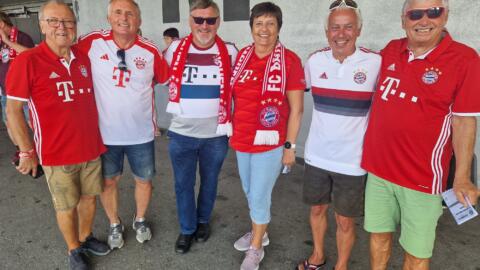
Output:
[284, 141, 291, 149]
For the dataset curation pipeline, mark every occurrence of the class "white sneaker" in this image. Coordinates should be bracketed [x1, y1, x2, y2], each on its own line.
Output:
[132, 216, 152, 243]
[234, 232, 269, 251]
[240, 247, 265, 270]
[108, 223, 124, 249]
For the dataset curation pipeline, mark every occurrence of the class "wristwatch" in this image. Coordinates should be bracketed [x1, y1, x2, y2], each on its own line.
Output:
[284, 141, 296, 150]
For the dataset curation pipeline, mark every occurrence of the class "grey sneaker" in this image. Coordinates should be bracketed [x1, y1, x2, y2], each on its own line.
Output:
[68, 247, 88, 270]
[132, 216, 152, 243]
[234, 232, 269, 251]
[240, 247, 265, 270]
[108, 223, 124, 249]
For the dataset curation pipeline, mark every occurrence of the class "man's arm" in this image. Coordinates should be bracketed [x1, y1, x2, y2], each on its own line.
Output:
[6, 99, 38, 176]
[452, 115, 480, 206]
[0, 30, 30, 54]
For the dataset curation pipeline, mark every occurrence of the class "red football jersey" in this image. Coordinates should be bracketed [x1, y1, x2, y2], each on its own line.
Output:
[362, 33, 480, 194]
[6, 42, 105, 166]
[230, 48, 305, 153]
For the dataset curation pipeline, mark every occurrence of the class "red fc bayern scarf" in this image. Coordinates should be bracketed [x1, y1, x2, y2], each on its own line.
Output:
[167, 34, 233, 136]
[231, 42, 286, 145]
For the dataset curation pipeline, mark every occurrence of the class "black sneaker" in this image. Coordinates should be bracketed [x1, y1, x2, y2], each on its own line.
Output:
[69, 247, 89, 270]
[81, 234, 111, 256]
[195, 223, 210, 242]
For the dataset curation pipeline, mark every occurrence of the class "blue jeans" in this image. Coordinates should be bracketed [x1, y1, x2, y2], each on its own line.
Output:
[168, 131, 229, 234]
[236, 146, 283, 224]
[101, 140, 156, 181]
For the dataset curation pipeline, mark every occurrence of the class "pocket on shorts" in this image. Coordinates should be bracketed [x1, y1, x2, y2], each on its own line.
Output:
[61, 164, 80, 174]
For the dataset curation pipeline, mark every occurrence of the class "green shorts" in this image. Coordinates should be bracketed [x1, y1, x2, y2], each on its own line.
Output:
[364, 173, 443, 259]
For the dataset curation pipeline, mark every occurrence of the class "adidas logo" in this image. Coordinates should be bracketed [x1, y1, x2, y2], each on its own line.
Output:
[100, 54, 109, 60]
[387, 63, 396, 71]
[49, 72, 60, 79]
[319, 72, 328, 79]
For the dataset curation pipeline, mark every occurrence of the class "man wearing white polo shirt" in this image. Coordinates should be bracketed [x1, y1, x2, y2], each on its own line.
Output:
[297, 1, 380, 269]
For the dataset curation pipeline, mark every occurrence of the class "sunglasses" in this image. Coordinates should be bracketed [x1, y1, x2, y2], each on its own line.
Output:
[116, 49, 128, 71]
[405, 7, 445, 21]
[191, 16, 218, 25]
[329, 0, 358, 10]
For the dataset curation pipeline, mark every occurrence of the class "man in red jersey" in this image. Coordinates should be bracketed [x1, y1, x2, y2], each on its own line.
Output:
[6, 1, 109, 269]
[361, 0, 480, 269]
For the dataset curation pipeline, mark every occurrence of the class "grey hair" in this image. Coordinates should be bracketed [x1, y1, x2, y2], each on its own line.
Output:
[190, 0, 220, 16]
[107, 0, 141, 18]
[324, 6, 363, 31]
[402, 0, 449, 14]
[38, 0, 73, 20]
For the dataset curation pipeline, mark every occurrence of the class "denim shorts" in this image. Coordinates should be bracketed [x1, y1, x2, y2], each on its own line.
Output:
[1, 95, 29, 123]
[101, 140, 156, 181]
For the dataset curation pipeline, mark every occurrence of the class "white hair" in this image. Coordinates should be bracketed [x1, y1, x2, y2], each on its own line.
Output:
[324, 6, 363, 31]
[402, 0, 449, 14]
[38, 0, 72, 20]
[107, 0, 141, 18]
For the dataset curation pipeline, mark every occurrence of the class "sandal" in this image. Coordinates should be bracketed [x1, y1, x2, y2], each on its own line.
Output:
[296, 259, 327, 270]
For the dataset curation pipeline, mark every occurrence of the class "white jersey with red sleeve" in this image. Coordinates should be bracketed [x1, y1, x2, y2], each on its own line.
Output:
[362, 33, 480, 194]
[77, 30, 169, 145]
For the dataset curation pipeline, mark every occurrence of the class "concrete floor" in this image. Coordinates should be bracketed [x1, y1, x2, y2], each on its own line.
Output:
[1, 122, 480, 270]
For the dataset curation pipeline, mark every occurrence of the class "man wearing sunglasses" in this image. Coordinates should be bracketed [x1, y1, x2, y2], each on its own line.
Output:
[362, 0, 480, 269]
[297, 1, 380, 270]
[77, 0, 169, 250]
[6, 1, 110, 269]
[164, 0, 237, 254]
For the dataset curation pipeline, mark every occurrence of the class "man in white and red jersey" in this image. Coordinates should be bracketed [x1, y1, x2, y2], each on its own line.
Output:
[297, 1, 380, 270]
[362, 0, 480, 269]
[164, 0, 237, 254]
[6, 1, 110, 269]
[76, 0, 169, 249]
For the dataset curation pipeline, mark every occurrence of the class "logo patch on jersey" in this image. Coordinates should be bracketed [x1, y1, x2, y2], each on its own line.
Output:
[319, 72, 328, 79]
[134, 57, 146, 70]
[387, 63, 396, 71]
[422, 67, 442, 85]
[49, 72, 60, 79]
[353, 69, 367, 84]
[259, 106, 280, 128]
[100, 54, 109, 61]
[79, 65, 88, 78]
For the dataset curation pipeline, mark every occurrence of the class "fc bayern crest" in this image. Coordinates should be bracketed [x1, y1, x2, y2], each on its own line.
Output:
[259, 106, 280, 128]
[79, 65, 88, 78]
[134, 57, 146, 70]
[168, 83, 178, 100]
[218, 104, 227, 122]
[422, 67, 441, 85]
[353, 71, 367, 84]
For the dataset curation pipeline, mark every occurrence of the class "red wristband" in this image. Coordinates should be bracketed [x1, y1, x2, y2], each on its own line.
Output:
[19, 149, 35, 159]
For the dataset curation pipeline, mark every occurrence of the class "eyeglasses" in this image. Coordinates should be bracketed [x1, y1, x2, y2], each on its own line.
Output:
[329, 0, 358, 10]
[117, 49, 128, 71]
[405, 7, 445, 21]
[191, 16, 218, 25]
[42, 18, 76, 29]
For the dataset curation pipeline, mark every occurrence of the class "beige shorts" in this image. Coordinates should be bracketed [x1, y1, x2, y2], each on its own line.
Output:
[43, 157, 103, 211]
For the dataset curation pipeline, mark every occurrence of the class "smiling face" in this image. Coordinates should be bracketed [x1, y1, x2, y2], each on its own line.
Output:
[40, 3, 76, 52]
[189, 7, 219, 48]
[326, 8, 361, 62]
[402, 0, 448, 51]
[108, 0, 141, 40]
[251, 14, 279, 51]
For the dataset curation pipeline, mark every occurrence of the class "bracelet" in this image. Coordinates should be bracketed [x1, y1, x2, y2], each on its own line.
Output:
[19, 149, 35, 159]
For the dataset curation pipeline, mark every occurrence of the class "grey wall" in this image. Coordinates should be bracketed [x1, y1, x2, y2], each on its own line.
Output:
[76, 0, 480, 167]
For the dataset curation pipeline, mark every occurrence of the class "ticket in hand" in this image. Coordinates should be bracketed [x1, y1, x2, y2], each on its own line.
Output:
[441, 189, 478, 225]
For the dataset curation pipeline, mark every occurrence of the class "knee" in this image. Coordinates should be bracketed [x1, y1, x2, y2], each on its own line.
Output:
[311, 204, 328, 217]
[335, 215, 354, 233]
[371, 232, 392, 247]
[80, 195, 96, 203]
[103, 178, 119, 189]
[404, 252, 429, 268]
[135, 180, 152, 190]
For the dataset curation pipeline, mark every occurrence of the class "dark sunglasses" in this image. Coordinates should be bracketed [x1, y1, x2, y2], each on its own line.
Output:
[405, 7, 445, 21]
[329, 0, 358, 10]
[191, 16, 218, 25]
[116, 49, 128, 71]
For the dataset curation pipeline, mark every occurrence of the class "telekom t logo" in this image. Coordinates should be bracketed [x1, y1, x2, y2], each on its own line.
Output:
[113, 67, 132, 88]
[56, 81, 74, 102]
[239, 70, 253, 83]
[380, 76, 400, 101]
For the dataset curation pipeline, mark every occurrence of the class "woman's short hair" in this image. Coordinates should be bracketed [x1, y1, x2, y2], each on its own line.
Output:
[249, 2, 283, 30]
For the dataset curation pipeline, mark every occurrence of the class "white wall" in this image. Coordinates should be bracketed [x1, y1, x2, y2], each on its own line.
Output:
[76, 0, 480, 162]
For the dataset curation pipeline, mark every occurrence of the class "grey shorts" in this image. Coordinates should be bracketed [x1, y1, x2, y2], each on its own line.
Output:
[303, 164, 367, 217]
